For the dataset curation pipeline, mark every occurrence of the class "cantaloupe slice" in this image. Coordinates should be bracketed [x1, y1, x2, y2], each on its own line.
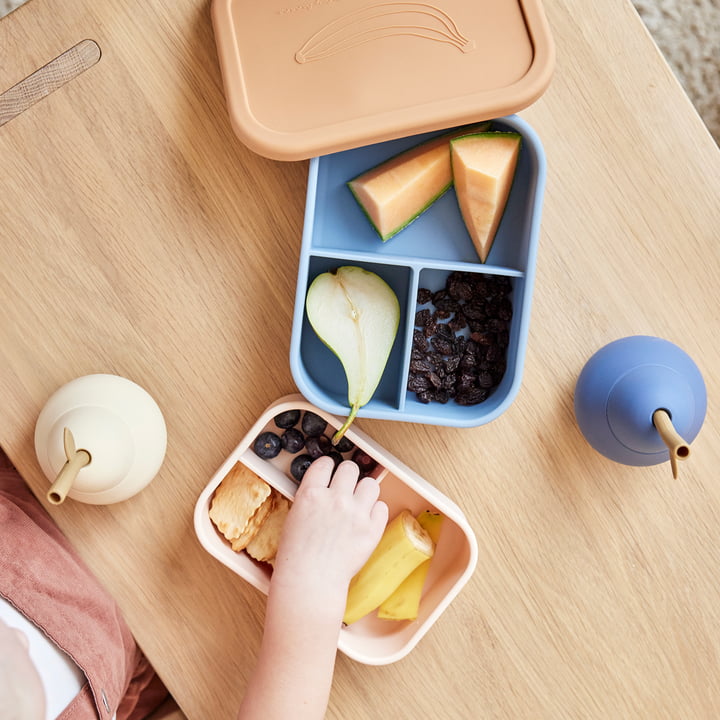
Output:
[348, 123, 490, 241]
[450, 132, 521, 262]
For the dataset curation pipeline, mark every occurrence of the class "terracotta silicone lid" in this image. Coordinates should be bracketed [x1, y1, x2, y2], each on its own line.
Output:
[211, 0, 555, 161]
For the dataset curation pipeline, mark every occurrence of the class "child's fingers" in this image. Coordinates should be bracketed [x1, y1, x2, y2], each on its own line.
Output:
[353, 475, 381, 506]
[328, 460, 360, 494]
[369, 499, 389, 536]
[299, 456, 335, 489]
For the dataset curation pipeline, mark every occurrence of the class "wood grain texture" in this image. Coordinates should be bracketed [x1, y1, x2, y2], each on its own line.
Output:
[0, 38, 100, 125]
[1, 0, 720, 718]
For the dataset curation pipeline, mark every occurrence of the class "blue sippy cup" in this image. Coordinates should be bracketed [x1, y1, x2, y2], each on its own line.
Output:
[574, 336, 706, 471]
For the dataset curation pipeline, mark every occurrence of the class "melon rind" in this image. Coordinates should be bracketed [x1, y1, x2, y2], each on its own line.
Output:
[347, 180, 452, 241]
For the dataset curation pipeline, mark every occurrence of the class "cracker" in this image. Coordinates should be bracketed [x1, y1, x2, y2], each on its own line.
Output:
[246, 491, 291, 563]
[208, 462, 271, 542]
[230, 491, 275, 552]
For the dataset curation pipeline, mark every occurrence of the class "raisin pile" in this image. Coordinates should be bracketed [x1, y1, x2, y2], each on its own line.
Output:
[408, 271, 513, 406]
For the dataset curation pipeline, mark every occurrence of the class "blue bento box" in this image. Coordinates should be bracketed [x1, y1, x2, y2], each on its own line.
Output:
[289, 114, 546, 428]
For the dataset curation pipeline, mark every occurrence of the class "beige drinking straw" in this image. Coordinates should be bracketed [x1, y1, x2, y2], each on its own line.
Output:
[652, 409, 690, 480]
[47, 427, 91, 505]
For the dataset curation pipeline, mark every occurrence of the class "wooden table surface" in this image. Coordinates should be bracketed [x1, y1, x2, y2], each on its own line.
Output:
[2, 0, 720, 718]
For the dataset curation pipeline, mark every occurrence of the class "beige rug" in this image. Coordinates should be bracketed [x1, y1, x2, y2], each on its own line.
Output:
[632, 0, 720, 142]
[1, 0, 718, 141]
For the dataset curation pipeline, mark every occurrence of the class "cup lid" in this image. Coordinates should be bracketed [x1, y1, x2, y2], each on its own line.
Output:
[212, 0, 555, 161]
[34, 374, 168, 504]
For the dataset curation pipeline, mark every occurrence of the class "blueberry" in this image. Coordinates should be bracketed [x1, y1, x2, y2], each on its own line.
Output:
[290, 454, 313, 483]
[305, 435, 331, 459]
[281, 428, 305, 454]
[351, 448, 377, 476]
[253, 431, 282, 459]
[274, 409, 301, 429]
[301, 411, 327, 437]
[333, 435, 355, 454]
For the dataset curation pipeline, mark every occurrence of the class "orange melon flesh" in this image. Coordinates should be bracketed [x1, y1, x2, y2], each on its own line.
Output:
[348, 123, 490, 241]
[451, 132, 521, 262]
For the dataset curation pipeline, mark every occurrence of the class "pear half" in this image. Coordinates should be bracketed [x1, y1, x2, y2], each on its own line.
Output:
[306, 266, 400, 444]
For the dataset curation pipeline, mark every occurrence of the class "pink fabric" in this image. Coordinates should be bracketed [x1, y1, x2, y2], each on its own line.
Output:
[0, 452, 168, 720]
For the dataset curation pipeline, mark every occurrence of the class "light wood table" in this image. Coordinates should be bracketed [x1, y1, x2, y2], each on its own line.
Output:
[2, 0, 720, 717]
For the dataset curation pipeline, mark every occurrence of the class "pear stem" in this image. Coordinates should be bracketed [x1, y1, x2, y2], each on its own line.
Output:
[332, 404, 359, 445]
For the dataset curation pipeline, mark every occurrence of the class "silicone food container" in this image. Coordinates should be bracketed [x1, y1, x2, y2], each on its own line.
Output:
[289, 113, 546, 428]
[211, 0, 555, 161]
[194, 394, 478, 665]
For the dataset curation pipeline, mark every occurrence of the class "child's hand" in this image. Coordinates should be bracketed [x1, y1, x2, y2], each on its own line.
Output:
[271, 456, 388, 605]
[240, 457, 388, 719]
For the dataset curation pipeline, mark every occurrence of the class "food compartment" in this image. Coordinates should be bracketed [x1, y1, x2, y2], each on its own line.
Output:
[338, 468, 476, 665]
[307, 130, 481, 264]
[401, 267, 531, 426]
[194, 395, 478, 665]
[194, 399, 389, 593]
[304, 114, 545, 272]
[291, 113, 545, 427]
[291, 255, 411, 414]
